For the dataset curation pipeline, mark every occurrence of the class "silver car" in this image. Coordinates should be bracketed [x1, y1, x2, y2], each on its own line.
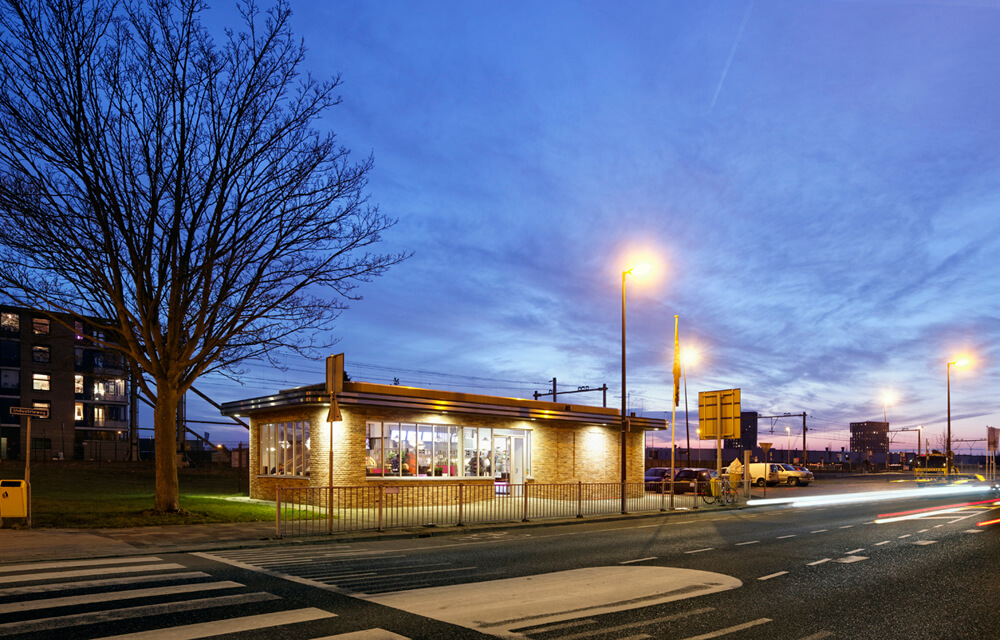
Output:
[777, 463, 813, 486]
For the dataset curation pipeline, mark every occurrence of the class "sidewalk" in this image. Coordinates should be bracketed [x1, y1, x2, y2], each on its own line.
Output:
[0, 504, 727, 564]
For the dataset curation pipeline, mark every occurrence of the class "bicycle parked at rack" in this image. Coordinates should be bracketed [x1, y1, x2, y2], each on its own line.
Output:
[702, 476, 739, 506]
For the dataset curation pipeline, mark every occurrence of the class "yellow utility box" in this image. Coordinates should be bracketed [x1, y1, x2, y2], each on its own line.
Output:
[0, 479, 28, 518]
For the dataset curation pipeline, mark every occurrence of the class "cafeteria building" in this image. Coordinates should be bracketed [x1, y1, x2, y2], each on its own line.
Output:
[220, 366, 666, 502]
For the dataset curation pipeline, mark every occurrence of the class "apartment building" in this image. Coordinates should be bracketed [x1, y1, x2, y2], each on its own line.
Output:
[0, 305, 130, 461]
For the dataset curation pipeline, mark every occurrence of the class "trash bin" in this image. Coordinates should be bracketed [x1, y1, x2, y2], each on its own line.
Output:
[0, 480, 28, 518]
[709, 477, 721, 498]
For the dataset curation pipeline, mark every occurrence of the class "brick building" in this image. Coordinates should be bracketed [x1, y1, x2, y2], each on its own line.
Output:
[0, 305, 130, 461]
[220, 375, 665, 500]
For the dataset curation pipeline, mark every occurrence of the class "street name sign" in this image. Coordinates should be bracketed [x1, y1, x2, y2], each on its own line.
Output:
[10, 406, 49, 419]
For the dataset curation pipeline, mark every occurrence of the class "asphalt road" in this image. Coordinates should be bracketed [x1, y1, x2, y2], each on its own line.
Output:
[2, 476, 998, 639]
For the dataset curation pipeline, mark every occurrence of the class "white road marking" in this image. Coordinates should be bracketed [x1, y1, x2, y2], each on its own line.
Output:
[835, 556, 868, 564]
[735, 541, 759, 546]
[362, 567, 739, 637]
[845, 548, 865, 554]
[0, 581, 244, 614]
[810, 529, 827, 533]
[0, 557, 164, 574]
[685, 548, 714, 554]
[0, 572, 211, 597]
[874, 541, 891, 546]
[677, 617, 772, 639]
[917, 529, 929, 533]
[807, 559, 831, 566]
[758, 572, 787, 581]
[95, 608, 336, 640]
[777, 535, 797, 539]
[839, 525, 853, 529]
[898, 534, 911, 539]
[965, 529, 984, 533]
[913, 540, 938, 546]
[620, 557, 657, 564]
[312, 629, 410, 640]
[0, 564, 187, 585]
[0, 593, 280, 636]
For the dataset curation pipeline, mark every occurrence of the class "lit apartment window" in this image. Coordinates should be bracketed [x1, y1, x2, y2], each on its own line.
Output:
[74, 402, 84, 421]
[75, 374, 84, 394]
[32, 318, 49, 335]
[32, 373, 50, 391]
[0, 312, 18, 334]
[93, 381, 106, 399]
[94, 405, 105, 427]
[32, 345, 50, 363]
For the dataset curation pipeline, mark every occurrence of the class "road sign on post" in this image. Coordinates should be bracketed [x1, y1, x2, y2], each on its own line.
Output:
[698, 389, 741, 439]
[10, 407, 49, 419]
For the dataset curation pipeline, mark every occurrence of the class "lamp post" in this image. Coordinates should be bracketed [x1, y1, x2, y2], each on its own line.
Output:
[682, 349, 698, 467]
[947, 358, 969, 476]
[785, 426, 791, 464]
[620, 263, 650, 514]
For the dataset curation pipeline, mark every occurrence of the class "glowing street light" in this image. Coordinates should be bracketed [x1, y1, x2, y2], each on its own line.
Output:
[946, 358, 970, 475]
[621, 261, 652, 514]
[881, 391, 896, 424]
[785, 426, 791, 464]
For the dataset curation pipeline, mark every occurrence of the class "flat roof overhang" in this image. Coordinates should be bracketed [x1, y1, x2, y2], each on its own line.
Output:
[221, 381, 668, 430]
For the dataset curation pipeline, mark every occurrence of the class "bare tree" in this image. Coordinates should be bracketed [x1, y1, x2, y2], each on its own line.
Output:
[0, 0, 407, 511]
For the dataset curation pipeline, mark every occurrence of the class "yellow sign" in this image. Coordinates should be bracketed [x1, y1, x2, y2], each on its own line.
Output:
[698, 389, 741, 439]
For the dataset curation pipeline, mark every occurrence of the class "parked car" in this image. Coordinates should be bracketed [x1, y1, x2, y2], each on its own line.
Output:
[644, 467, 675, 492]
[747, 462, 782, 486]
[777, 463, 813, 486]
[672, 468, 718, 494]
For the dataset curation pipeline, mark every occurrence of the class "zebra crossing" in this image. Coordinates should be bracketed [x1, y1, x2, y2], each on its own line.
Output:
[0, 554, 410, 639]
[201, 546, 482, 596]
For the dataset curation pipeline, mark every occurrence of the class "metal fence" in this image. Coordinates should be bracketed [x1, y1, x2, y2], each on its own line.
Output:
[274, 481, 734, 538]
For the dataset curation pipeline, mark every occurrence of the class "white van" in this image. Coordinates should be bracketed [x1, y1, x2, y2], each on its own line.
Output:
[747, 462, 781, 487]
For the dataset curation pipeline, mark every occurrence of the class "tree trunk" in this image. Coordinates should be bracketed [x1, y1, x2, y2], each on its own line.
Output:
[153, 384, 180, 512]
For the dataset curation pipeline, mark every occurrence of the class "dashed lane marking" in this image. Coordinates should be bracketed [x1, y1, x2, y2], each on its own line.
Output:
[810, 529, 828, 534]
[806, 559, 831, 566]
[834, 556, 868, 564]
[965, 529, 984, 533]
[757, 572, 788, 581]
[777, 535, 797, 539]
[898, 534, 911, 539]
[676, 617, 771, 640]
[874, 541, 891, 546]
[735, 541, 759, 546]
[845, 548, 864, 554]
[913, 540, 938, 546]
[685, 548, 714, 554]
[839, 525, 853, 529]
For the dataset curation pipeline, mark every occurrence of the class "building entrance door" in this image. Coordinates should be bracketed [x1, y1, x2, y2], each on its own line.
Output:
[494, 435, 525, 494]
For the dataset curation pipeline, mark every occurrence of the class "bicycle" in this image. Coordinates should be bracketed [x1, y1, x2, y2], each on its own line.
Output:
[702, 477, 740, 506]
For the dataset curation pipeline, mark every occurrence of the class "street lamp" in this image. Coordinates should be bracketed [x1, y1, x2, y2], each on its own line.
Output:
[621, 262, 650, 514]
[947, 358, 969, 476]
[785, 426, 791, 464]
[682, 348, 698, 467]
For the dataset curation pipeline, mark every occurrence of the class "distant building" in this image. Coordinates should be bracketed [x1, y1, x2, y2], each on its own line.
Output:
[0, 305, 130, 461]
[849, 421, 889, 460]
[725, 411, 758, 450]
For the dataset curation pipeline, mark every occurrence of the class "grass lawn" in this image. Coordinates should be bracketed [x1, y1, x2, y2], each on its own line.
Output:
[0, 462, 275, 528]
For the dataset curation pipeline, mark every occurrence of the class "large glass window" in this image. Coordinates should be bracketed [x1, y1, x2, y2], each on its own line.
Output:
[365, 422, 524, 479]
[259, 421, 310, 476]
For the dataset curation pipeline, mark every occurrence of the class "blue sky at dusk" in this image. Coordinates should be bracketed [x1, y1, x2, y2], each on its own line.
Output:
[193, 0, 1000, 455]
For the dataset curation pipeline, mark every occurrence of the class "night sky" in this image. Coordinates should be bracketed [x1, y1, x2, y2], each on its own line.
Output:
[192, 1, 1000, 455]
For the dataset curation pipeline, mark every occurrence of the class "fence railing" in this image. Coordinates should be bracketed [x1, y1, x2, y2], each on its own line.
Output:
[274, 481, 734, 538]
